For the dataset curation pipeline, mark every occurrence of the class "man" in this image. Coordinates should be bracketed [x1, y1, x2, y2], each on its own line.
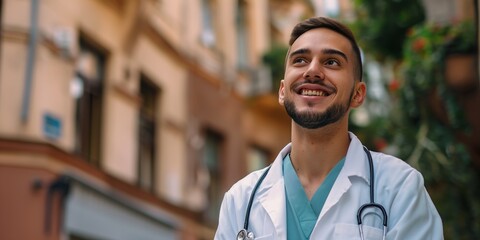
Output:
[215, 17, 443, 239]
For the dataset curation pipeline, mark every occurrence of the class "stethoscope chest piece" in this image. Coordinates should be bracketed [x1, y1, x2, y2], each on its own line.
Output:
[237, 229, 255, 240]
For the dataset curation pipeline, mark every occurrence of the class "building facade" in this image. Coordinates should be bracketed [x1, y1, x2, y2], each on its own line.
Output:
[0, 0, 313, 239]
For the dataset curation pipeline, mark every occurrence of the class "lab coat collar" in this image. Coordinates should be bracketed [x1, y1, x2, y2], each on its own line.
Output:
[256, 132, 370, 237]
[318, 132, 370, 219]
[260, 142, 291, 189]
[343, 132, 371, 185]
[262, 132, 370, 188]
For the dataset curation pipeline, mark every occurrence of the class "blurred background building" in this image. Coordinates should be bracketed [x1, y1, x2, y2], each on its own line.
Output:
[0, 0, 478, 239]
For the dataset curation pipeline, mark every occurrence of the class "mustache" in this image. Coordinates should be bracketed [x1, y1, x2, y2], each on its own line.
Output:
[290, 79, 335, 92]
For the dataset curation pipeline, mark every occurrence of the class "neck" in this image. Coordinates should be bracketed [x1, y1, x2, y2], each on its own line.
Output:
[289, 120, 350, 182]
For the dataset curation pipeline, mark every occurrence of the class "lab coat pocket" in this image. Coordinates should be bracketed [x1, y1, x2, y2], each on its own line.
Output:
[334, 223, 384, 240]
[253, 234, 273, 240]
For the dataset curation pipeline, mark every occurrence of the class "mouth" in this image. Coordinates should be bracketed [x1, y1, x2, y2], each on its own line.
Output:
[300, 89, 329, 97]
[294, 83, 335, 97]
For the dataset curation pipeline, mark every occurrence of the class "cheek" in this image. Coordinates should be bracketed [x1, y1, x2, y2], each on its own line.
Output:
[284, 67, 303, 80]
[330, 74, 355, 98]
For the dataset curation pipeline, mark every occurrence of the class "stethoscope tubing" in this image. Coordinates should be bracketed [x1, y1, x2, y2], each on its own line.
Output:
[243, 165, 271, 230]
[357, 146, 388, 240]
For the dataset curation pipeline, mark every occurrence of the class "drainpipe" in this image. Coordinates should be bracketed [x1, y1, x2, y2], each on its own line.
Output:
[44, 175, 71, 235]
[21, 0, 39, 123]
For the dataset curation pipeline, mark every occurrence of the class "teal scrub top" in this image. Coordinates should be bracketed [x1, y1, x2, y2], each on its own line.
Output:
[283, 154, 345, 239]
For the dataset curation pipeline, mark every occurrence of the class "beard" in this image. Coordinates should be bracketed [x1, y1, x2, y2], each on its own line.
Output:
[283, 97, 351, 129]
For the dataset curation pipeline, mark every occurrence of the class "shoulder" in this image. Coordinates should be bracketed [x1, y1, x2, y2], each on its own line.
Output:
[224, 144, 289, 200]
[225, 166, 271, 200]
[371, 151, 425, 194]
[219, 166, 272, 224]
[372, 151, 421, 177]
[370, 152, 444, 237]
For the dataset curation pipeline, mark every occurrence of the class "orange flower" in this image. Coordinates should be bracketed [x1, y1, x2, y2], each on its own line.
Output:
[389, 79, 400, 92]
[374, 138, 388, 152]
[412, 38, 427, 52]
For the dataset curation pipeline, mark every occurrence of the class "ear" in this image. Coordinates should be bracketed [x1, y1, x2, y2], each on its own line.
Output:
[350, 81, 366, 108]
[278, 80, 285, 106]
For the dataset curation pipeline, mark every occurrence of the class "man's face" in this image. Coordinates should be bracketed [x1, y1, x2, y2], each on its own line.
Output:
[279, 28, 361, 129]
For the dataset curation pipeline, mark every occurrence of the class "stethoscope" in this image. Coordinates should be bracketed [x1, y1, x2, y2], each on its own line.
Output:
[237, 146, 388, 240]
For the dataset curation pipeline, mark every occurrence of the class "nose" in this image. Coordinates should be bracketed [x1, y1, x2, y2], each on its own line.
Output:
[303, 60, 324, 80]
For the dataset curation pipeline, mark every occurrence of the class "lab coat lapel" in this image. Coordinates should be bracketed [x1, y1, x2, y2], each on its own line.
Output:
[318, 133, 370, 220]
[259, 179, 286, 238]
[258, 144, 290, 239]
[318, 167, 352, 220]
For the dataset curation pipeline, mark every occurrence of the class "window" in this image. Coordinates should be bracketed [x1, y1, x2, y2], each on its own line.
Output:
[73, 37, 105, 166]
[138, 76, 159, 192]
[201, 0, 216, 47]
[236, 0, 249, 68]
[247, 145, 269, 172]
[202, 129, 223, 223]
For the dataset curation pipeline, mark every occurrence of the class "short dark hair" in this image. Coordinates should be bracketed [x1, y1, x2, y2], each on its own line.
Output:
[289, 17, 363, 82]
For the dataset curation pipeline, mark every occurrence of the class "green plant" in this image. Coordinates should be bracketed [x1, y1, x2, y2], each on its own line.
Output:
[351, 0, 425, 60]
[352, 18, 479, 239]
[349, 0, 479, 237]
[262, 44, 289, 92]
[398, 21, 479, 239]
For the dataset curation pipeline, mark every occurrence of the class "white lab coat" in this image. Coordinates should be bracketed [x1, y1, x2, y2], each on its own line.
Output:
[215, 133, 444, 239]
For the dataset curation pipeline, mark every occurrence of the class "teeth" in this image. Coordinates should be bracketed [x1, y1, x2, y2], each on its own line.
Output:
[301, 89, 325, 96]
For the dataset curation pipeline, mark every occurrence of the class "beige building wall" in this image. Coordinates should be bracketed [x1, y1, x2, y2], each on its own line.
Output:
[0, 0, 79, 149]
[0, 0, 192, 200]
[247, 0, 270, 65]
[131, 33, 189, 203]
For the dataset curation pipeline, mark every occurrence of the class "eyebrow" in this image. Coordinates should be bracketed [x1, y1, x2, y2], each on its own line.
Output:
[288, 48, 349, 62]
[288, 48, 310, 60]
[322, 48, 348, 62]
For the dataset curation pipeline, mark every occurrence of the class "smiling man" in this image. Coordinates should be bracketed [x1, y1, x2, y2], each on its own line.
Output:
[215, 17, 443, 240]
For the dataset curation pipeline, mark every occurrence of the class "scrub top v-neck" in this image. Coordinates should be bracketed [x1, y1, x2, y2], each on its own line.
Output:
[283, 154, 345, 239]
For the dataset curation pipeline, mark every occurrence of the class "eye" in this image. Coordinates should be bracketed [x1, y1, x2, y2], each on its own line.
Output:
[325, 59, 340, 66]
[292, 57, 308, 65]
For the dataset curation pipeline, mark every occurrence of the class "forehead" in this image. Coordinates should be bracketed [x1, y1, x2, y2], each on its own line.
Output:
[289, 28, 352, 55]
